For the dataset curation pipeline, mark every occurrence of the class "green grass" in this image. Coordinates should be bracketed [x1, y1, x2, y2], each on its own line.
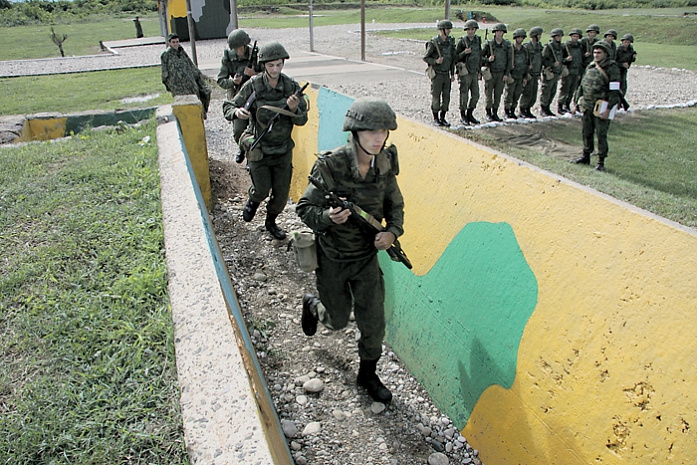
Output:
[0, 120, 189, 464]
[0, 67, 172, 115]
[456, 107, 697, 228]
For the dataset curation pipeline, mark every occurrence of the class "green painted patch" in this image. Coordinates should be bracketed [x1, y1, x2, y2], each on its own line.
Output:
[382, 222, 538, 427]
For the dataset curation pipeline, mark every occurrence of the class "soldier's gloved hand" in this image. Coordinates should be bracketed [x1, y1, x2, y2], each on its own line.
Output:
[374, 232, 396, 251]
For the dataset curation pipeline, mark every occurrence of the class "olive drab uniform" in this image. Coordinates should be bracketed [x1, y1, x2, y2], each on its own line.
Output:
[519, 28, 544, 118]
[503, 32, 529, 119]
[161, 43, 212, 115]
[455, 32, 482, 124]
[615, 38, 637, 99]
[540, 34, 567, 116]
[558, 35, 584, 113]
[424, 32, 456, 125]
[482, 33, 512, 121]
[573, 43, 621, 170]
[580, 35, 599, 75]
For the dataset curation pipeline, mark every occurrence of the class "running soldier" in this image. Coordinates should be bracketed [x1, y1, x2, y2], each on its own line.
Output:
[455, 19, 483, 125]
[424, 20, 456, 127]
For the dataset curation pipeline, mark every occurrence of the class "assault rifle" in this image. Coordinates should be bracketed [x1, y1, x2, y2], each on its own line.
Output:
[238, 40, 258, 86]
[308, 175, 412, 270]
[248, 82, 309, 152]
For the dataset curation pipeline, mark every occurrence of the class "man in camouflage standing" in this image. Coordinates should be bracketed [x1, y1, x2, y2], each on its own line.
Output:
[519, 26, 544, 119]
[297, 98, 405, 405]
[580, 24, 600, 75]
[539, 28, 567, 117]
[603, 29, 618, 57]
[455, 19, 482, 125]
[217, 29, 261, 163]
[572, 41, 621, 171]
[482, 23, 512, 122]
[424, 20, 456, 127]
[161, 33, 212, 117]
[616, 33, 637, 110]
[503, 28, 529, 120]
[558, 28, 584, 114]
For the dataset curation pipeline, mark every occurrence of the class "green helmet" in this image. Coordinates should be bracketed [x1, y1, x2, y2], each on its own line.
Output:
[343, 97, 397, 132]
[258, 41, 289, 63]
[569, 28, 583, 37]
[550, 28, 564, 37]
[463, 19, 479, 30]
[621, 33, 634, 42]
[492, 23, 507, 33]
[437, 19, 453, 30]
[593, 40, 612, 56]
[604, 29, 618, 39]
[529, 26, 544, 37]
[512, 28, 526, 39]
[227, 29, 250, 49]
[586, 24, 600, 33]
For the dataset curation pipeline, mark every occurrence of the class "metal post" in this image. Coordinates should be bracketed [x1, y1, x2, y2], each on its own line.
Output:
[185, 0, 198, 65]
[360, 0, 365, 62]
[445, 0, 451, 20]
[309, 0, 314, 52]
[230, 0, 238, 30]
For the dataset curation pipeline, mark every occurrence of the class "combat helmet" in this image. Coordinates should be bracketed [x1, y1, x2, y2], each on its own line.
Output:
[550, 28, 564, 37]
[569, 28, 583, 37]
[492, 23, 508, 33]
[592, 41, 612, 56]
[343, 97, 398, 132]
[621, 33, 634, 42]
[512, 28, 527, 39]
[529, 26, 544, 37]
[258, 41, 289, 63]
[604, 29, 618, 39]
[227, 29, 250, 49]
[437, 19, 453, 30]
[463, 19, 479, 30]
[586, 24, 600, 33]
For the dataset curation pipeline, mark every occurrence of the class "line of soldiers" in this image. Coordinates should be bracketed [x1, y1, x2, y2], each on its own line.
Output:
[423, 20, 636, 126]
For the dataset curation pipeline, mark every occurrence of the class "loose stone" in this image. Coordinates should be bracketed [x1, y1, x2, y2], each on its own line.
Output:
[428, 452, 449, 465]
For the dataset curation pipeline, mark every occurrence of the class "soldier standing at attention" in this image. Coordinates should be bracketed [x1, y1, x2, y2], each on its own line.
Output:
[297, 98, 405, 404]
[503, 28, 529, 120]
[424, 20, 456, 127]
[161, 33, 212, 117]
[572, 41, 621, 171]
[580, 24, 600, 75]
[519, 26, 544, 119]
[539, 28, 567, 117]
[223, 42, 308, 240]
[615, 33, 637, 109]
[482, 23, 512, 122]
[603, 29, 618, 57]
[558, 28, 584, 114]
[455, 19, 483, 126]
[217, 29, 260, 163]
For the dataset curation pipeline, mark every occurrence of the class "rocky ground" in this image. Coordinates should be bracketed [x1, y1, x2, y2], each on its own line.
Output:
[5, 22, 697, 465]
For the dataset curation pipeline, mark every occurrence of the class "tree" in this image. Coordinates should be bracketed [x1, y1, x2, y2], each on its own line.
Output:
[51, 27, 68, 57]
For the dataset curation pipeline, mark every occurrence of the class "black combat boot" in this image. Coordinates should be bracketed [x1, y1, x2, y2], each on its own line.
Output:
[595, 156, 606, 171]
[301, 294, 319, 336]
[491, 107, 502, 122]
[526, 107, 537, 119]
[460, 110, 470, 126]
[242, 198, 260, 222]
[571, 153, 591, 165]
[467, 108, 480, 125]
[541, 105, 556, 117]
[265, 213, 286, 240]
[432, 111, 443, 126]
[357, 358, 392, 404]
[557, 104, 567, 115]
[439, 111, 450, 127]
[235, 150, 245, 164]
[485, 108, 493, 122]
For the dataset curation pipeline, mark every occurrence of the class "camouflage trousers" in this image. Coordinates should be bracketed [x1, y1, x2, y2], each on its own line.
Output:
[458, 72, 480, 111]
[313, 249, 385, 361]
[519, 75, 541, 109]
[504, 76, 526, 110]
[430, 73, 452, 112]
[247, 151, 293, 216]
[540, 73, 560, 107]
[559, 73, 582, 108]
[582, 110, 611, 158]
[484, 71, 506, 110]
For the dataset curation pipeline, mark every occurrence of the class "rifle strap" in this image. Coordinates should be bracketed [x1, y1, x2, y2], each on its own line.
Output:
[257, 104, 300, 119]
[595, 63, 610, 83]
[432, 39, 442, 58]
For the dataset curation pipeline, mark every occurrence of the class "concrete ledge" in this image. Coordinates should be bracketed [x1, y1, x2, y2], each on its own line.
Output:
[157, 105, 291, 464]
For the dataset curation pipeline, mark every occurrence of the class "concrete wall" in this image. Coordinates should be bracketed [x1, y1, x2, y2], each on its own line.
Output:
[288, 86, 697, 465]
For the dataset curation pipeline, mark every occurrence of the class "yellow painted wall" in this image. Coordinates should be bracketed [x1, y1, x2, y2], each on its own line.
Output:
[172, 97, 211, 210]
[288, 89, 697, 464]
[25, 117, 68, 142]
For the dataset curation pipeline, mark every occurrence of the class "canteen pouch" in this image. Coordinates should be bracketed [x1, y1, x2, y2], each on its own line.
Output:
[456, 62, 469, 77]
[239, 133, 263, 161]
[543, 67, 556, 81]
[425, 65, 437, 80]
[561, 65, 570, 78]
[480, 66, 492, 81]
[289, 230, 318, 272]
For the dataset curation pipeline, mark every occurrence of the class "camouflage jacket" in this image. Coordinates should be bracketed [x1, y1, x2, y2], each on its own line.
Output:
[482, 38, 512, 74]
[510, 42, 530, 79]
[524, 40, 544, 75]
[455, 34, 482, 74]
[564, 40, 584, 75]
[222, 73, 308, 155]
[542, 40, 567, 75]
[424, 35, 456, 76]
[615, 44, 637, 69]
[580, 36, 598, 69]
[296, 137, 405, 261]
[216, 45, 259, 99]
[160, 46, 207, 96]
[575, 57, 621, 112]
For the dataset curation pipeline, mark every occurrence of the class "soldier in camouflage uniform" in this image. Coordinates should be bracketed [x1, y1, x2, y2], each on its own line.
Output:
[297, 98, 405, 404]
[161, 33, 212, 117]
[558, 28, 584, 114]
[455, 19, 483, 125]
[503, 28, 529, 120]
[217, 29, 261, 163]
[223, 42, 308, 240]
[572, 41, 621, 171]
[580, 25, 600, 75]
[539, 28, 567, 117]
[603, 29, 618, 57]
[616, 33, 637, 109]
[424, 20, 456, 127]
[482, 23, 512, 122]
[519, 26, 544, 119]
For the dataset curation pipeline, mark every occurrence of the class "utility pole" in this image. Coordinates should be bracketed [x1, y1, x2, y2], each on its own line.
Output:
[185, 0, 198, 65]
[360, 0, 365, 61]
[230, 0, 238, 30]
[309, 0, 315, 52]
